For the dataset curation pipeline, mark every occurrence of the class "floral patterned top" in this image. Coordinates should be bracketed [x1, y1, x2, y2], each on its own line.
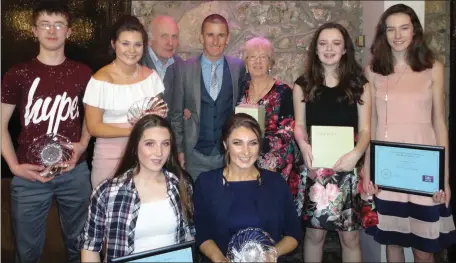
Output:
[239, 80, 304, 212]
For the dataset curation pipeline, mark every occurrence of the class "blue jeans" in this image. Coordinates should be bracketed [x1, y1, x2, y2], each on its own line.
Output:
[11, 161, 92, 263]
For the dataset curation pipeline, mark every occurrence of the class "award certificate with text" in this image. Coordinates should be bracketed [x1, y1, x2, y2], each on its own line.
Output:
[370, 140, 444, 196]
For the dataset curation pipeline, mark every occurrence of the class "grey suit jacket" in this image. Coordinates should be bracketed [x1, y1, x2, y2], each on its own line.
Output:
[171, 54, 247, 156]
[140, 49, 183, 111]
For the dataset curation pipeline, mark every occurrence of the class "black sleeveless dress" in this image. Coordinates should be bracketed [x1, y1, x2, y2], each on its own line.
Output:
[302, 84, 364, 231]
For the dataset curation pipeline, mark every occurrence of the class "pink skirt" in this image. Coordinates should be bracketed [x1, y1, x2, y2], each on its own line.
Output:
[91, 123, 130, 188]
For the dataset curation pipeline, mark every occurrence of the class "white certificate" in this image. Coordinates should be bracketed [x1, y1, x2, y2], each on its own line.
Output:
[311, 126, 354, 168]
[235, 104, 265, 134]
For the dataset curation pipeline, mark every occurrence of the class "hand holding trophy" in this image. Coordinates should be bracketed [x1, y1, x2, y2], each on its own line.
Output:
[226, 228, 278, 262]
[127, 96, 169, 125]
[27, 133, 74, 178]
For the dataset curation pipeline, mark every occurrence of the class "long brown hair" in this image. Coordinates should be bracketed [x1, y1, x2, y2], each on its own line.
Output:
[113, 114, 193, 220]
[370, 4, 434, 75]
[295, 22, 366, 104]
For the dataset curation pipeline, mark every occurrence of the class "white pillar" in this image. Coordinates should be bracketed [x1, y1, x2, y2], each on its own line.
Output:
[361, 1, 425, 262]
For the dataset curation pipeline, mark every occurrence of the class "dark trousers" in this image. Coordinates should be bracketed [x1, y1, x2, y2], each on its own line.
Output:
[11, 161, 92, 263]
[186, 149, 224, 181]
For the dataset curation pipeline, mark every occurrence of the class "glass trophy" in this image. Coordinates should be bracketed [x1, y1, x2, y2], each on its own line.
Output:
[226, 227, 277, 262]
[127, 96, 169, 125]
[27, 133, 73, 177]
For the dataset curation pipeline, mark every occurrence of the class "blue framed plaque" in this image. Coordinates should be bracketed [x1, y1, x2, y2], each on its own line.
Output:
[370, 140, 445, 197]
[111, 241, 195, 263]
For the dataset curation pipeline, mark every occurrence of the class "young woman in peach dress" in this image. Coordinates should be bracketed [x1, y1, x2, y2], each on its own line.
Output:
[364, 4, 456, 262]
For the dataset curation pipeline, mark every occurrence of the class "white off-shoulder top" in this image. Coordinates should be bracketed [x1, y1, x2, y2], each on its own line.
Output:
[83, 72, 165, 123]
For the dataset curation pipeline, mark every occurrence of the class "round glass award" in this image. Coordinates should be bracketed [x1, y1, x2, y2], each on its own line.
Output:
[127, 96, 169, 125]
[226, 228, 277, 262]
[27, 133, 73, 177]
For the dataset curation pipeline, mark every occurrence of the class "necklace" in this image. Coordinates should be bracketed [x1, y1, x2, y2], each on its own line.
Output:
[112, 61, 139, 81]
[384, 65, 408, 138]
[222, 167, 261, 186]
[248, 94, 262, 104]
[248, 80, 272, 104]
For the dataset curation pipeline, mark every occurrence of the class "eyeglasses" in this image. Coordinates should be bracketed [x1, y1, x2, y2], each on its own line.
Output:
[36, 22, 68, 31]
[247, 55, 269, 61]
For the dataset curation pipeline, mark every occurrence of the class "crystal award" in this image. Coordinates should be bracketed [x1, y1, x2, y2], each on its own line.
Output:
[127, 96, 169, 125]
[226, 227, 278, 262]
[27, 133, 73, 177]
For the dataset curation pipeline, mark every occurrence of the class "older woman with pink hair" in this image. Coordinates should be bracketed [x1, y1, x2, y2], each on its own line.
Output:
[238, 36, 304, 213]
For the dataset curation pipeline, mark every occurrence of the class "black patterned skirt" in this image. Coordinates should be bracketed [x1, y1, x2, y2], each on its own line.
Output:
[301, 168, 367, 231]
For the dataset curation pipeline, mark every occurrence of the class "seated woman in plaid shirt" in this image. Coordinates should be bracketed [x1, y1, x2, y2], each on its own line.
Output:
[79, 114, 194, 262]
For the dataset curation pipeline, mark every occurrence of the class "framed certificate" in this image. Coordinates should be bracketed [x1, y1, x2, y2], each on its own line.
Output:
[111, 241, 195, 263]
[370, 140, 445, 197]
[311, 126, 354, 168]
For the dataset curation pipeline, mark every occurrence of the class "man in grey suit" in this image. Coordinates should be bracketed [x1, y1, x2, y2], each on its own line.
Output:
[172, 14, 246, 180]
[141, 15, 183, 110]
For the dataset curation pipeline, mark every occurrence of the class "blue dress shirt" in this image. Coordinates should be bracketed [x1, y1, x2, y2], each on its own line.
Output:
[148, 46, 175, 80]
[201, 54, 224, 96]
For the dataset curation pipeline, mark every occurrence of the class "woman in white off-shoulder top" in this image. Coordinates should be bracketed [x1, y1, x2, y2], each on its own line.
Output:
[83, 15, 165, 188]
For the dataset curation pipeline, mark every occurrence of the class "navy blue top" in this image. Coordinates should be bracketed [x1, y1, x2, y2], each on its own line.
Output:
[228, 181, 261, 236]
[193, 168, 301, 261]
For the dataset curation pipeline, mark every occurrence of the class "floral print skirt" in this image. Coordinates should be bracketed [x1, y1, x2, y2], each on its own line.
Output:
[302, 168, 367, 231]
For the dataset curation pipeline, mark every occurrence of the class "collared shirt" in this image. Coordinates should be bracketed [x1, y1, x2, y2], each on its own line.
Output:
[148, 46, 175, 80]
[201, 54, 224, 95]
[79, 168, 194, 262]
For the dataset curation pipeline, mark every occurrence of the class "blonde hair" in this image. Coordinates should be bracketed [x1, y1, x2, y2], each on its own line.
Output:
[243, 36, 275, 67]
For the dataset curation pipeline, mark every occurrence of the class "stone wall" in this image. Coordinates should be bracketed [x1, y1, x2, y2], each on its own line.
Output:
[425, 1, 450, 65]
[132, 1, 363, 85]
[425, 0, 451, 120]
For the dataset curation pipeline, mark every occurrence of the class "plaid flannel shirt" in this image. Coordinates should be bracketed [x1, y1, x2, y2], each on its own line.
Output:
[78, 168, 194, 262]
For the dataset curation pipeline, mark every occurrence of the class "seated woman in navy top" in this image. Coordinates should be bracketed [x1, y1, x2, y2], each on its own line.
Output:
[193, 113, 301, 262]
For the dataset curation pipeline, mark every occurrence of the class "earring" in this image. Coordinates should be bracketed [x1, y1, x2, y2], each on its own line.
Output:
[224, 152, 230, 164]
[268, 68, 272, 75]
[246, 67, 249, 74]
